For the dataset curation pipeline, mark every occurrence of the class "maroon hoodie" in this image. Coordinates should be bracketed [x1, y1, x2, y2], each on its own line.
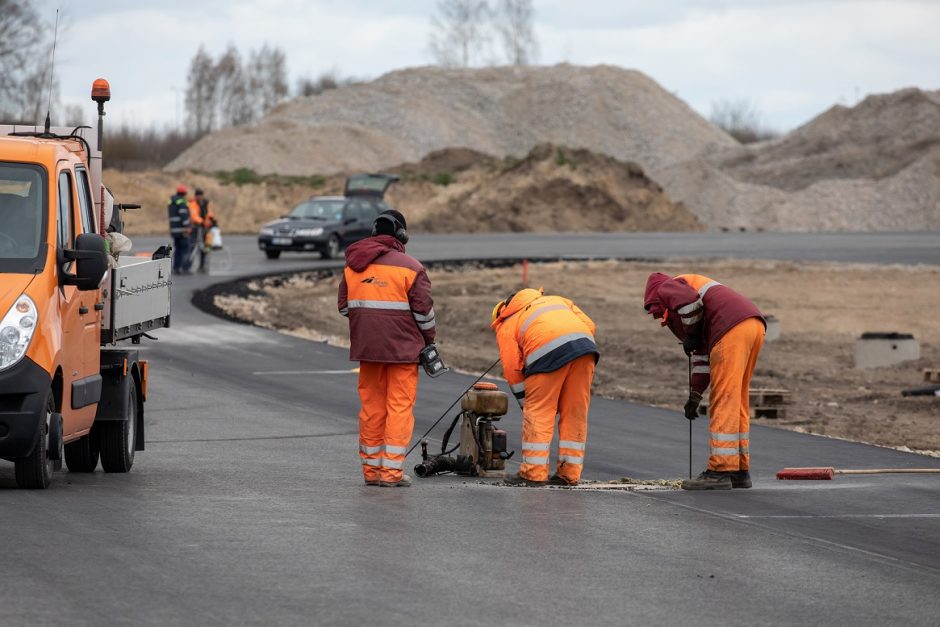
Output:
[338, 235, 435, 363]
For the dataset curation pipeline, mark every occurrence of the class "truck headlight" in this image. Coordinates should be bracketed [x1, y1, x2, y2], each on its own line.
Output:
[295, 227, 323, 237]
[260, 227, 275, 236]
[0, 295, 37, 371]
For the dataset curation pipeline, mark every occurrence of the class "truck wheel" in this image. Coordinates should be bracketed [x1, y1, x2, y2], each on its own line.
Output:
[99, 382, 137, 473]
[14, 391, 55, 489]
[321, 234, 341, 259]
[265, 250, 281, 259]
[65, 430, 99, 473]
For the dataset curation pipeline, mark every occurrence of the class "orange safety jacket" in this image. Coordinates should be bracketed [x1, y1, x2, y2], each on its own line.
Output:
[644, 273, 764, 394]
[491, 288, 599, 405]
[338, 235, 435, 363]
[188, 198, 215, 228]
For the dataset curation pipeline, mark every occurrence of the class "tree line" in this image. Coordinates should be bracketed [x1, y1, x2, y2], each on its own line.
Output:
[429, 0, 538, 67]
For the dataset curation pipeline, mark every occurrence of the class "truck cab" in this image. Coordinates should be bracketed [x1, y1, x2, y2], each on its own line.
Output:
[0, 80, 169, 488]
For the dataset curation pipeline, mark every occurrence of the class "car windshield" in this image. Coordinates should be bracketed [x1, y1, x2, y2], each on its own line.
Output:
[289, 199, 345, 220]
[0, 163, 46, 271]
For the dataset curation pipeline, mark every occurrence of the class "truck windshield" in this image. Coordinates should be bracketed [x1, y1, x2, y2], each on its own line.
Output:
[0, 163, 47, 273]
[289, 199, 345, 220]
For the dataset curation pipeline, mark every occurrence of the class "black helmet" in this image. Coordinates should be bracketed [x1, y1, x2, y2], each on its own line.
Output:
[372, 209, 408, 244]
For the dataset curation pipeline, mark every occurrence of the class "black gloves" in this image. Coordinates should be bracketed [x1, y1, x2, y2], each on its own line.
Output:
[684, 391, 702, 420]
[683, 335, 702, 356]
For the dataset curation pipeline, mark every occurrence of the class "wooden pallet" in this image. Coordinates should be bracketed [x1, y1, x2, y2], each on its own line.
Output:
[752, 406, 786, 420]
[750, 388, 790, 406]
[924, 368, 940, 383]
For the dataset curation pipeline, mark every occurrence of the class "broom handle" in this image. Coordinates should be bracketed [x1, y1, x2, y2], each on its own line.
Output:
[835, 468, 940, 475]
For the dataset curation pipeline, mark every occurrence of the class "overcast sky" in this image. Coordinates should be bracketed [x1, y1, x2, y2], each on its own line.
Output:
[40, 0, 940, 132]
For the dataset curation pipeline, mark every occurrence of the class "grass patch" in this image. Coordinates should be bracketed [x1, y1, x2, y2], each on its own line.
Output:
[212, 170, 327, 188]
[432, 171, 454, 186]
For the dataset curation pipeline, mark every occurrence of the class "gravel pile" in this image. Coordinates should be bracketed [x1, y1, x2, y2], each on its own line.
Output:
[167, 66, 940, 232]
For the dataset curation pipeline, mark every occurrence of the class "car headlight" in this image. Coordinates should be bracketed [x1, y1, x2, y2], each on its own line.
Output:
[295, 227, 324, 237]
[260, 227, 275, 236]
[0, 294, 38, 372]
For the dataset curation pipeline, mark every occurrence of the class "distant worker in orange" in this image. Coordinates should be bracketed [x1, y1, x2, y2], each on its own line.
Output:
[491, 288, 599, 486]
[338, 210, 435, 488]
[644, 273, 765, 490]
[187, 188, 216, 273]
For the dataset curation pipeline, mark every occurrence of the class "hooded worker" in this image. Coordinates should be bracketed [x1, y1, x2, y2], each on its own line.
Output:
[644, 273, 765, 491]
[491, 288, 599, 486]
[167, 184, 191, 274]
[337, 210, 434, 488]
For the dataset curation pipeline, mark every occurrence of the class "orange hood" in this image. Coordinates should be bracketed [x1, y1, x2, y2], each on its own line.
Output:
[491, 287, 543, 329]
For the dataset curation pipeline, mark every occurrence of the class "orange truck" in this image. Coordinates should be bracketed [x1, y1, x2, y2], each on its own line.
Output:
[0, 80, 170, 488]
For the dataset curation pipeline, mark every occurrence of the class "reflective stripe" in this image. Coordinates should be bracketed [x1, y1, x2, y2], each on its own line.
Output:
[381, 458, 404, 469]
[510, 381, 526, 394]
[691, 366, 710, 374]
[739, 432, 750, 440]
[522, 442, 550, 451]
[412, 308, 435, 322]
[739, 445, 750, 454]
[681, 313, 703, 325]
[339, 307, 349, 317]
[522, 455, 549, 465]
[692, 355, 709, 364]
[518, 304, 569, 339]
[384, 445, 407, 456]
[347, 299, 411, 310]
[710, 446, 738, 456]
[698, 281, 722, 297]
[361, 458, 381, 467]
[359, 444, 382, 455]
[558, 440, 585, 451]
[525, 332, 594, 366]
[558, 454, 583, 464]
[677, 299, 702, 315]
[710, 433, 739, 442]
[417, 320, 436, 330]
[169, 216, 182, 222]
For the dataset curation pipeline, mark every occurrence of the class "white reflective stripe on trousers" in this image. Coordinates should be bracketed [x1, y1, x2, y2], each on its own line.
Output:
[558, 454, 583, 464]
[381, 458, 404, 469]
[710, 433, 739, 442]
[522, 441, 550, 451]
[384, 444, 408, 456]
[558, 440, 585, 451]
[522, 455, 549, 465]
[359, 444, 382, 455]
[361, 458, 381, 467]
[710, 446, 739, 456]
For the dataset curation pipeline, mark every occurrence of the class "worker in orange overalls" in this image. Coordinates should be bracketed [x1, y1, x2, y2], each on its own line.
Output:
[338, 210, 434, 487]
[187, 188, 216, 272]
[644, 273, 765, 490]
[491, 288, 599, 486]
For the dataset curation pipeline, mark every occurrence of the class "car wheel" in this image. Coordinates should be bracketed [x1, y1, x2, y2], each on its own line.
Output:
[14, 390, 56, 489]
[322, 234, 341, 259]
[65, 429, 99, 473]
[99, 382, 137, 473]
[265, 250, 281, 260]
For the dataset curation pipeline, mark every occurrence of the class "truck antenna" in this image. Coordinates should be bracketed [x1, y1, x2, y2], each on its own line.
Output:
[43, 9, 61, 134]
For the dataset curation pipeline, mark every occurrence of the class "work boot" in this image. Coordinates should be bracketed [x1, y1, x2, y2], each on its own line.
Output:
[502, 472, 546, 487]
[364, 478, 381, 486]
[380, 474, 412, 488]
[731, 470, 752, 489]
[548, 474, 578, 486]
[681, 470, 733, 491]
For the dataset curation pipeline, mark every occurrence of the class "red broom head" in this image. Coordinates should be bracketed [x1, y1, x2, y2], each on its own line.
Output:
[776, 467, 835, 480]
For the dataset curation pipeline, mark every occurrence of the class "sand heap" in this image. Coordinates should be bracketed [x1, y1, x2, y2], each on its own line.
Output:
[168, 65, 940, 232]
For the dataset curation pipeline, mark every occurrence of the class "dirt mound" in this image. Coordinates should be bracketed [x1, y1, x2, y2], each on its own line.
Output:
[166, 64, 735, 177]
[411, 144, 700, 232]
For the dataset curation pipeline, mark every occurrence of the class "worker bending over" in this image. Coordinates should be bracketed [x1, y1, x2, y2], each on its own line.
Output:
[338, 210, 435, 488]
[644, 273, 765, 490]
[491, 288, 599, 486]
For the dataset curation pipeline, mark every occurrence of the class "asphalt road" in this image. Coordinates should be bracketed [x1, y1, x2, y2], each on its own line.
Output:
[2, 232, 939, 626]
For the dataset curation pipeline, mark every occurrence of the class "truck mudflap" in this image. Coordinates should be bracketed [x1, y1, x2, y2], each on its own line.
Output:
[0, 357, 51, 460]
[96, 349, 145, 451]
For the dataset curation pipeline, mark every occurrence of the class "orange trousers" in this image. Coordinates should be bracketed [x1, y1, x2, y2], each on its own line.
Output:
[519, 354, 595, 482]
[357, 361, 418, 483]
[707, 317, 765, 472]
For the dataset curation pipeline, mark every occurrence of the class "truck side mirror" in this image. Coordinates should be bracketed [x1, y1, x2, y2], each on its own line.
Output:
[62, 233, 108, 291]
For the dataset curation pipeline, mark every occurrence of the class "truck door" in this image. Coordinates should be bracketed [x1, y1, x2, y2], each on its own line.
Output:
[73, 168, 103, 425]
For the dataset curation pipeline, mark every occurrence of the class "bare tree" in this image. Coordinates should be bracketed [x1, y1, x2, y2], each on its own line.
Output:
[248, 45, 289, 119]
[428, 0, 491, 67]
[0, 1, 59, 123]
[184, 46, 218, 134]
[493, 0, 537, 65]
[709, 98, 778, 144]
[216, 45, 254, 127]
